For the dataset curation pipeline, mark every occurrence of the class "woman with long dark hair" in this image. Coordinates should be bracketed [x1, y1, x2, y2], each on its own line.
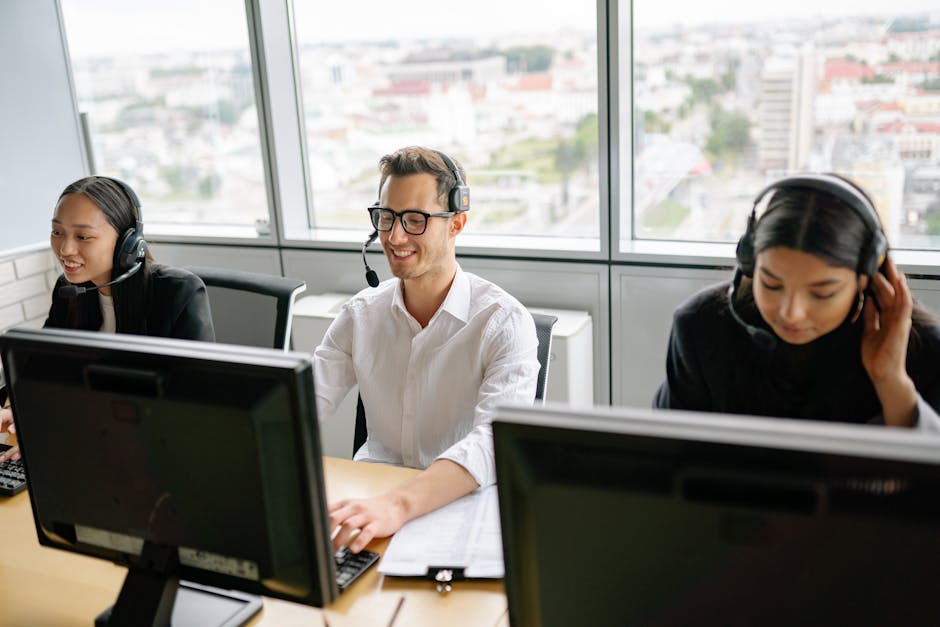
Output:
[655, 173, 940, 430]
[1, 176, 215, 461]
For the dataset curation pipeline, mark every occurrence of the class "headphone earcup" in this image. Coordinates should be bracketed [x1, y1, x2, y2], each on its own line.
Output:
[860, 230, 889, 277]
[735, 213, 757, 277]
[114, 227, 147, 274]
[449, 184, 470, 213]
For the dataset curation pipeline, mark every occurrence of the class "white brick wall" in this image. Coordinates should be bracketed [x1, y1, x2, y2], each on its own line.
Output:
[0, 262, 15, 286]
[0, 247, 55, 334]
[14, 251, 54, 278]
[0, 303, 24, 330]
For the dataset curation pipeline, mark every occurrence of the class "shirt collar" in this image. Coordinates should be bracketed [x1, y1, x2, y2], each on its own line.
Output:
[439, 264, 470, 324]
[390, 264, 471, 325]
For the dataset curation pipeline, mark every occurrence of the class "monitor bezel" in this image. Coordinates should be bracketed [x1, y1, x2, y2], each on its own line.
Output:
[494, 402, 940, 627]
[0, 326, 339, 609]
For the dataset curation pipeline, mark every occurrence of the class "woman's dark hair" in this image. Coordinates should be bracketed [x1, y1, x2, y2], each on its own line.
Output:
[743, 178, 938, 340]
[752, 182, 875, 274]
[56, 176, 153, 333]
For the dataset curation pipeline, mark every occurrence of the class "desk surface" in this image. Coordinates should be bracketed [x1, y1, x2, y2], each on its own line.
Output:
[0, 457, 509, 627]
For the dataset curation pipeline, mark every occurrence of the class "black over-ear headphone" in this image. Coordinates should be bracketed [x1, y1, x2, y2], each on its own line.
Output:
[56, 176, 148, 299]
[361, 149, 470, 287]
[735, 173, 887, 278]
[103, 176, 148, 275]
[728, 173, 888, 350]
[434, 150, 471, 213]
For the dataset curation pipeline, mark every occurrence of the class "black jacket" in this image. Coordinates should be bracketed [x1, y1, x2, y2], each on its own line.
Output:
[45, 264, 215, 342]
[654, 282, 940, 424]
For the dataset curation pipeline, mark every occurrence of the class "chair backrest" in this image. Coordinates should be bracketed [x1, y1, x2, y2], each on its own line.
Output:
[183, 266, 306, 351]
[531, 313, 558, 404]
[353, 312, 558, 456]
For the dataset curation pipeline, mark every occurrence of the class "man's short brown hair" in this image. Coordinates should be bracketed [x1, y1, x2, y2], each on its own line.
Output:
[378, 146, 467, 210]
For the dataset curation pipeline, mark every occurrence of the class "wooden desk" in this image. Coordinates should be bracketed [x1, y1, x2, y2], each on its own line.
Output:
[0, 457, 508, 627]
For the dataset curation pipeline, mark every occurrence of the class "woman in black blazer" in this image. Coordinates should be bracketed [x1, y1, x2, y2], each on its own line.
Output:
[1, 176, 215, 461]
[655, 174, 940, 431]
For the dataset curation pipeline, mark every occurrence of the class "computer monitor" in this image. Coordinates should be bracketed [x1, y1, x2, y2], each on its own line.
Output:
[0, 327, 339, 626]
[494, 404, 940, 627]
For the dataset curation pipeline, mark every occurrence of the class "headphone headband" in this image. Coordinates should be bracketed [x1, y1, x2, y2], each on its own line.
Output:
[372, 148, 471, 214]
[94, 175, 143, 229]
[434, 149, 470, 213]
[95, 176, 147, 276]
[751, 173, 882, 239]
[736, 173, 887, 278]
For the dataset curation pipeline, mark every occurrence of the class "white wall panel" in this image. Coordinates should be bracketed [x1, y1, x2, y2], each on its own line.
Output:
[148, 243, 282, 276]
[613, 265, 731, 408]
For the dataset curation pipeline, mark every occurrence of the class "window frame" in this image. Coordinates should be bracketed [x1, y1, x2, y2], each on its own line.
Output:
[67, 0, 940, 272]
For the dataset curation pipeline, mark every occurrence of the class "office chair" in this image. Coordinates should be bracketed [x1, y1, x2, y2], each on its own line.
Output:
[352, 312, 558, 456]
[183, 266, 306, 351]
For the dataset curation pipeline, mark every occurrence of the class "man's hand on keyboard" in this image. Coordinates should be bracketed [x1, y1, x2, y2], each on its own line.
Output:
[0, 407, 19, 463]
[328, 493, 407, 554]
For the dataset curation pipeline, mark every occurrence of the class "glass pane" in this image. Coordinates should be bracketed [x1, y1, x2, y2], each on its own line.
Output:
[629, 1, 940, 249]
[60, 0, 269, 236]
[293, 1, 599, 242]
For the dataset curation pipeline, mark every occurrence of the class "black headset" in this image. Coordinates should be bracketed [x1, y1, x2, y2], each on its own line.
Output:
[57, 176, 148, 298]
[728, 173, 888, 349]
[435, 150, 471, 214]
[362, 149, 470, 287]
[104, 176, 148, 276]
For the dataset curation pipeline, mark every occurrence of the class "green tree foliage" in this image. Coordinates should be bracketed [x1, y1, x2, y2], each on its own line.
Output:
[922, 78, 940, 91]
[926, 201, 940, 236]
[686, 77, 721, 104]
[555, 113, 599, 209]
[643, 110, 671, 133]
[706, 107, 750, 160]
[862, 74, 895, 85]
[482, 45, 554, 73]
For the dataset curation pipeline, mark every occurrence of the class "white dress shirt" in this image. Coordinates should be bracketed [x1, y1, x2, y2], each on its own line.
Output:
[313, 266, 540, 487]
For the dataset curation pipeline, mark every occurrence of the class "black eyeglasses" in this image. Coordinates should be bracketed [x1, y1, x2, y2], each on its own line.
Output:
[368, 207, 453, 235]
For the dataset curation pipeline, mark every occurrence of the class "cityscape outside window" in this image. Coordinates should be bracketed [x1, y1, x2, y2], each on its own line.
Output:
[60, 1, 270, 236]
[631, 1, 940, 249]
[58, 2, 939, 251]
[292, 1, 600, 242]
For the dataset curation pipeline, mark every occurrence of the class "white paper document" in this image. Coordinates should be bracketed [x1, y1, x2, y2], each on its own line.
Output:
[378, 484, 504, 578]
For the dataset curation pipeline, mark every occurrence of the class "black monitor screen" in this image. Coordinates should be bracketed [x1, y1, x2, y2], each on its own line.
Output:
[494, 405, 940, 627]
[0, 327, 338, 625]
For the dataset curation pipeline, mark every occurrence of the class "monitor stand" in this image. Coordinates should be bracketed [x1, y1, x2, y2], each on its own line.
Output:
[96, 580, 263, 627]
[94, 542, 262, 627]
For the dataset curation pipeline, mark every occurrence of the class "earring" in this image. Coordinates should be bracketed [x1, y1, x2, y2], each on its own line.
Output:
[850, 290, 865, 323]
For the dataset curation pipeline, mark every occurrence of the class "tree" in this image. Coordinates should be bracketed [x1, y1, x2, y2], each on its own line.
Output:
[925, 201, 940, 236]
[706, 107, 751, 163]
[686, 77, 721, 105]
[483, 45, 554, 73]
[643, 110, 671, 133]
[554, 113, 599, 214]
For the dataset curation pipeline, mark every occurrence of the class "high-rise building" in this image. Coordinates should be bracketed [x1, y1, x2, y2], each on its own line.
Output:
[757, 43, 816, 173]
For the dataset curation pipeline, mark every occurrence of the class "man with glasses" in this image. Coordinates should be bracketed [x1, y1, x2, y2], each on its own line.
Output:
[315, 146, 540, 553]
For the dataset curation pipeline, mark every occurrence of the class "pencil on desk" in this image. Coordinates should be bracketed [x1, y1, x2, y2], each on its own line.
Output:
[387, 595, 405, 627]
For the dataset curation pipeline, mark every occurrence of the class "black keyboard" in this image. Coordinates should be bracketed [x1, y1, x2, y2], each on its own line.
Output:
[0, 444, 26, 496]
[334, 546, 379, 590]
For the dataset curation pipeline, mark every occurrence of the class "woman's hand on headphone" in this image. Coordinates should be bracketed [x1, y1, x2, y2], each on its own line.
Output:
[860, 258, 917, 427]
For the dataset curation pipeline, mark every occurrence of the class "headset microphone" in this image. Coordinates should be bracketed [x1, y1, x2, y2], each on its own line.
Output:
[362, 230, 380, 288]
[56, 260, 144, 299]
[727, 268, 777, 351]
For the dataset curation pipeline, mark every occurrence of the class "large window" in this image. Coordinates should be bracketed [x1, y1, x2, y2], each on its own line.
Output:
[60, 0, 270, 237]
[292, 1, 600, 248]
[629, 1, 940, 250]
[57, 1, 940, 255]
